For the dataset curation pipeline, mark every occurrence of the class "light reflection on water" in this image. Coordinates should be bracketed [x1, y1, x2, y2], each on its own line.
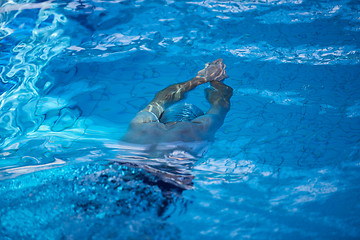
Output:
[0, 0, 360, 239]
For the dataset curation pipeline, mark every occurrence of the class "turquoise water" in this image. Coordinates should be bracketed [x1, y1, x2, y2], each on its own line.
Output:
[1, 0, 360, 239]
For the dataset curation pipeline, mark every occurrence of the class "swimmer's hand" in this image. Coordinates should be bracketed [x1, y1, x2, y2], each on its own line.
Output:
[197, 59, 228, 82]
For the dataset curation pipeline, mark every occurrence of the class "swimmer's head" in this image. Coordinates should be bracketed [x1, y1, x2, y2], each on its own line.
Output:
[160, 103, 204, 124]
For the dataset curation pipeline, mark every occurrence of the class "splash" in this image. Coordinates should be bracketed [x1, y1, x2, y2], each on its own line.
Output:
[0, 1, 70, 148]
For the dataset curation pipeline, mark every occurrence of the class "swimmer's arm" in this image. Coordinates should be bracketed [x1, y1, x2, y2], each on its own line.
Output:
[140, 76, 208, 119]
[191, 81, 233, 131]
[131, 59, 227, 123]
[205, 81, 233, 117]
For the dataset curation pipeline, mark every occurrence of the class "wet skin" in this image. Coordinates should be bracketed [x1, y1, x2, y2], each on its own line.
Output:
[122, 59, 233, 145]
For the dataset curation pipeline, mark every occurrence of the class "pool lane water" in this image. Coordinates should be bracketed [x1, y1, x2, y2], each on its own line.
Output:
[0, 0, 360, 239]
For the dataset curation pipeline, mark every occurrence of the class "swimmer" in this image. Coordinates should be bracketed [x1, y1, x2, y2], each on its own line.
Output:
[122, 59, 233, 144]
[118, 59, 233, 192]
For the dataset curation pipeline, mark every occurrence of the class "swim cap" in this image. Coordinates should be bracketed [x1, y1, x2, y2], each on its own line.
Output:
[159, 103, 204, 123]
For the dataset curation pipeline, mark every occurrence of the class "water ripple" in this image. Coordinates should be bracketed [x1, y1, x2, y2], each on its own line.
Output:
[0, 3, 70, 147]
[229, 42, 360, 65]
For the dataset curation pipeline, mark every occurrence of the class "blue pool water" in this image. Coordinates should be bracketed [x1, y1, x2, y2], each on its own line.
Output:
[1, 0, 360, 239]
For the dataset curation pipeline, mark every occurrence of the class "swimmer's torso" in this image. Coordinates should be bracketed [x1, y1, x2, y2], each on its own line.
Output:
[123, 121, 214, 144]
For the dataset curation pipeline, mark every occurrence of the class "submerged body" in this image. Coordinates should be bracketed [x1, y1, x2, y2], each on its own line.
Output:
[122, 112, 222, 144]
[120, 59, 233, 190]
[123, 59, 233, 145]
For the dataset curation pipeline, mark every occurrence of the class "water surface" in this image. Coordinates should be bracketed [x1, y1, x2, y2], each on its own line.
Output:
[0, 0, 360, 239]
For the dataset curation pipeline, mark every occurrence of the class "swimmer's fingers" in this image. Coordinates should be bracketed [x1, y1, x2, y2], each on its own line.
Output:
[197, 59, 228, 82]
[212, 59, 228, 81]
[212, 66, 228, 82]
[196, 68, 207, 80]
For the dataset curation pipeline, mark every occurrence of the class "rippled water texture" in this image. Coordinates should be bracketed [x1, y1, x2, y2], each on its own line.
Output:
[0, 0, 360, 239]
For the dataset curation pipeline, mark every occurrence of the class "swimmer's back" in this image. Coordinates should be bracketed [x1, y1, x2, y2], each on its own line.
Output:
[123, 119, 218, 144]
